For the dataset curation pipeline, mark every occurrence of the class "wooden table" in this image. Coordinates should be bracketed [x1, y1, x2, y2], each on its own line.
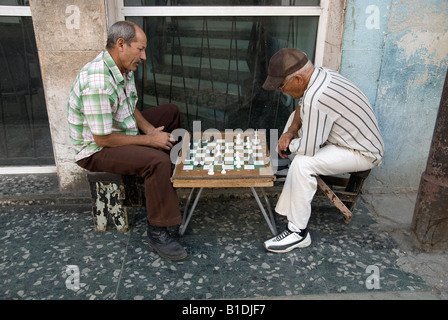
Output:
[171, 130, 277, 236]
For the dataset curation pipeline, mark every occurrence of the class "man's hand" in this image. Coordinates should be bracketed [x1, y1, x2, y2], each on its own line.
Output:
[278, 131, 298, 159]
[146, 126, 176, 151]
[92, 126, 176, 150]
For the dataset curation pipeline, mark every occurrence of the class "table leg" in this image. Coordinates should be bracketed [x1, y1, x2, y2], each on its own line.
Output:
[250, 187, 277, 236]
[179, 187, 204, 236]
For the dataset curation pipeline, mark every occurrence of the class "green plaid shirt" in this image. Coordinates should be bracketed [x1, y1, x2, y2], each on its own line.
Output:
[67, 50, 138, 161]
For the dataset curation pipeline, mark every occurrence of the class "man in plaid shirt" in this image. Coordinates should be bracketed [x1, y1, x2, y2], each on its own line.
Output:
[68, 21, 187, 261]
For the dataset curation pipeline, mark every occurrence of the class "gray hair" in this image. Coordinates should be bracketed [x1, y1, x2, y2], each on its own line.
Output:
[106, 21, 137, 49]
[290, 60, 314, 78]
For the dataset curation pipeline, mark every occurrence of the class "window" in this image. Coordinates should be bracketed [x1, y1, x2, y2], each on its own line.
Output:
[115, 0, 330, 134]
[0, 1, 54, 166]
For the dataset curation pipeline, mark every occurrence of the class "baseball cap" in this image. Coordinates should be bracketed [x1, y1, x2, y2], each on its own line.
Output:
[262, 48, 309, 91]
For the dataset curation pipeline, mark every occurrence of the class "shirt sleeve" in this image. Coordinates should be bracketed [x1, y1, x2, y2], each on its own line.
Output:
[81, 87, 113, 136]
[289, 101, 333, 156]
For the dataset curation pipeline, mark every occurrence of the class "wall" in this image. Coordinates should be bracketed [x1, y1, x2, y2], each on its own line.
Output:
[340, 0, 448, 192]
[29, 0, 107, 191]
[28, 0, 448, 193]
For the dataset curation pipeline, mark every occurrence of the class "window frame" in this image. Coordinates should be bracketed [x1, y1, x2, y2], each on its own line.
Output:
[0, 4, 57, 174]
[107, 0, 335, 68]
[0, 5, 31, 16]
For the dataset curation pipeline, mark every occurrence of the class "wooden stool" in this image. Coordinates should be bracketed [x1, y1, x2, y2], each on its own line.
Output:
[87, 172, 144, 232]
[315, 169, 371, 223]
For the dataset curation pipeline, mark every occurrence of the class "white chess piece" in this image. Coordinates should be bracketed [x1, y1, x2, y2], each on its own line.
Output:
[236, 133, 241, 144]
[221, 168, 226, 174]
[254, 130, 259, 145]
[235, 153, 242, 168]
[208, 164, 214, 175]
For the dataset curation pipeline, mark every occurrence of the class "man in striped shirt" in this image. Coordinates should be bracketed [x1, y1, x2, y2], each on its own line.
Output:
[67, 21, 187, 261]
[262, 48, 384, 253]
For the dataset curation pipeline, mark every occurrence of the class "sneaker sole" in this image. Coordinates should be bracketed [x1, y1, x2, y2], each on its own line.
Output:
[264, 234, 311, 253]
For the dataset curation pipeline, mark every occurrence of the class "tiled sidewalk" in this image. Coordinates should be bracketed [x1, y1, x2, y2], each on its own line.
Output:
[0, 176, 429, 300]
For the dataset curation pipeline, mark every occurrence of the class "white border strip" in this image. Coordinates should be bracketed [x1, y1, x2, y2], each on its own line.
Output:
[314, 0, 329, 67]
[0, 166, 57, 175]
[0, 5, 32, 16]
[122, 6, 322, 17]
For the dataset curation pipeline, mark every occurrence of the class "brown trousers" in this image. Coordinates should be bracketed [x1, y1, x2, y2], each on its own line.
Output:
[76, 104, 182, 227]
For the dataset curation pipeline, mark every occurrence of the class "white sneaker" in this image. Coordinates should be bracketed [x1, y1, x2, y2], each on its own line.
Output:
[264, 228, 311, 253]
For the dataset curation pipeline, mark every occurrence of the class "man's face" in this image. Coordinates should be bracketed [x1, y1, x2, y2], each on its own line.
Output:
[277, 75, 307, 99]
[120, 28, 147, 72]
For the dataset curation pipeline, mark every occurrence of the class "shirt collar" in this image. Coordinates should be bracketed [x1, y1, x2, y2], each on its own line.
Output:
[102, 50, 133, 83]
[307, 67, 320, 89]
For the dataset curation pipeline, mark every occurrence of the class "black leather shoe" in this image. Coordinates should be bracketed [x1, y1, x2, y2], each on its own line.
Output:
[147, 222, 187, 261]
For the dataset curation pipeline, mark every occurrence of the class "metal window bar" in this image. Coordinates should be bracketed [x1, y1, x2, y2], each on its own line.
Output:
[21, 17, 37, 159]
[247, 17, 262, 128]
[223, 18, 235, 128]
[223, 17, 242, 129]
[145, 16, 160, 108]
[0, 42, 10, 159]
[173, 17, 191, 128]
[204, 17, 217, 128]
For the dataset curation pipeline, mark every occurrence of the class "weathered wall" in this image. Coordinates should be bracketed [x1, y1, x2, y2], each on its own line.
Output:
[29, 0, 107, 191]
[340, 0, 448, 192]
[28, 0, 448, 193]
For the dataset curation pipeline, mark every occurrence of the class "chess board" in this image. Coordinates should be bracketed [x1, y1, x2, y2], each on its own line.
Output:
[171, 130, 275, 188]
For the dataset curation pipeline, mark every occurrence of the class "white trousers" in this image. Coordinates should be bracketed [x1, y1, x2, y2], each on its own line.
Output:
[275, 114, 375, 230]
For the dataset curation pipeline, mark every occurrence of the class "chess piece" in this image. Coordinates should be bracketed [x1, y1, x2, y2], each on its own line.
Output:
[215, 144, 222, 157]
[236, 133, 242, 144]
[254, 130, 259, 145]
[235, 153, 242, 168]
[248, 154, 254, 165]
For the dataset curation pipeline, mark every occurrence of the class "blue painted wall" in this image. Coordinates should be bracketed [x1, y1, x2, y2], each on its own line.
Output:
[339, 0, 448, 192]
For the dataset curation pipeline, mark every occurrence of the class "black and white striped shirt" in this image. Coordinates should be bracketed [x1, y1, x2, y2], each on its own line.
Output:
[289, 67, 384, 165]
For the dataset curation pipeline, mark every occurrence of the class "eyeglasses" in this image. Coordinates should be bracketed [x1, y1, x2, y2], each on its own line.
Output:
[278, 75, 295, 92]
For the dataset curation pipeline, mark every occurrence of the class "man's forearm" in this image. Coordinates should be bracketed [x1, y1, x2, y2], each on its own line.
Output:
[93, 132, 148, 148]
[134, 108, 155, 134]
[287, 105, 302, 133]
[93, 129, 174, 151]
